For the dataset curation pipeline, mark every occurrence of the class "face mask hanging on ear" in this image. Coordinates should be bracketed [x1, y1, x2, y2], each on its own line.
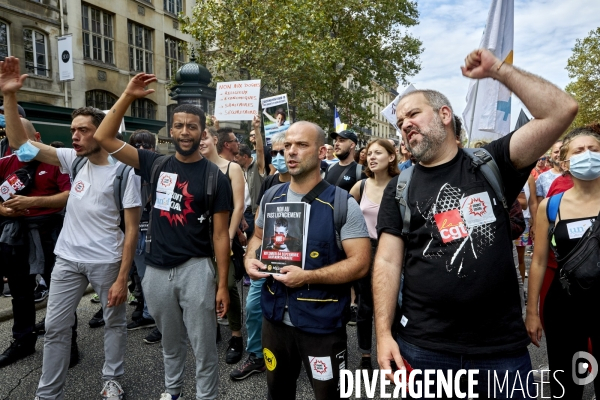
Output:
[568, 150, 600, 181]
[15, 140, 40, 162]
[0, 114, 6, 128]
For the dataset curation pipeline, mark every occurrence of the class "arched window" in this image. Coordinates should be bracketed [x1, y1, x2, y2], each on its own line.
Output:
[86, 90, 117, 110]
[23, 29, 48, 77]
[0, 21, 9, 58]
[132, 99, 156, 120]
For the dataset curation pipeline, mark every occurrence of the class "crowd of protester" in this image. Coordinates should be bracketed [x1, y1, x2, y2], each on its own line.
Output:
[0, 45, 597, 400]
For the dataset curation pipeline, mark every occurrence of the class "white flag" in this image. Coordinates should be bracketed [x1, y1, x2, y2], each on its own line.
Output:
[462, 0, 514, 145]
[381, 84, 416, 134]
[57, 35, 74, 81]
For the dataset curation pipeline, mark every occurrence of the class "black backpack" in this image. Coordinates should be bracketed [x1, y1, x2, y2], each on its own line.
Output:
[145, 156, 219, 254]
[71, 156, 132, 232]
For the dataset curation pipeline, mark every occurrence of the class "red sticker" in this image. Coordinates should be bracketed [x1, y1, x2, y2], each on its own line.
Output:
[434, 209, 468, 243]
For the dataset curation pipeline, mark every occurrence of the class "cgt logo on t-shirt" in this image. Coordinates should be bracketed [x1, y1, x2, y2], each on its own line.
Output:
[434, 209, 468, 243]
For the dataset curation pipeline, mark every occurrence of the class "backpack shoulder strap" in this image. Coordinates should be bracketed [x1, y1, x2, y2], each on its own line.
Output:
[359, 178, 366, 200]
[0, 138, 8, 157]
[70, 156, 88, 181]
[333, 186, 348, 246]
[395, 165, 415, 235]
[145, 155, 172, 254]
[462, 148, 507, 209]
[334, 163, 355, 187]
[261, 182, 288, 214]
[356, 163, 362, 181]
[204, 161, 219, 217]
[113, 163, 133, 211]
[546, 192, 564, 223]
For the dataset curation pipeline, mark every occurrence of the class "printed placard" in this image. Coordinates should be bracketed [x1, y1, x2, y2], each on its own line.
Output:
[460, 192, 496, 227]
[214, 80, 261, 121]
[71, 179, 90, 200]
[0, 180, 16, 201]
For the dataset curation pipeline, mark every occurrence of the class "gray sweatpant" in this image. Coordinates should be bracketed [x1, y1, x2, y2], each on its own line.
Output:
[36, 257, 126, 400]
[143, 257, 218, 400]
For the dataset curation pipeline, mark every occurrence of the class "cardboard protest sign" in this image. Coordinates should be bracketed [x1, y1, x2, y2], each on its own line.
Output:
[214, 80, 261, 120]
[261, 94, 290, 144]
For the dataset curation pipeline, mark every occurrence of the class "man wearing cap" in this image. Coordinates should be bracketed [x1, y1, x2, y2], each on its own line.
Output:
[324, 130, 366, 192]
[0, 104, 27, 157]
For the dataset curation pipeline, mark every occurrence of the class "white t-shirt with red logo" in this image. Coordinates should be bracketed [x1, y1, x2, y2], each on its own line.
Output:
[54, 148, 141, 263]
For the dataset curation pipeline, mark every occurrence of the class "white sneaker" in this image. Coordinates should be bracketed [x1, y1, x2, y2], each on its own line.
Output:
[160, 394, 182, 400]
[101, 380, 125, 400]
[532, 365, 550, 383]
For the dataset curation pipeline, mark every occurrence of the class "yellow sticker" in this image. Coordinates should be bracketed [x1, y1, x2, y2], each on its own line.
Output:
[267, 264, 273, 271]
[263, 348, 277, 371]
[310, 251, 319, 258]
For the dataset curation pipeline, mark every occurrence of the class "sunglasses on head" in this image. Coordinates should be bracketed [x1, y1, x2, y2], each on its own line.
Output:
[134, 142, 153, 149]
[270, 149, 285, 157]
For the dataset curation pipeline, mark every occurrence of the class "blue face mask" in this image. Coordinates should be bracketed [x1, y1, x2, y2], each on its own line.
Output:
[272, 154, 288, 173]
[568, 150, 600, 181]
[0, 114, 5, 128]
[15, 140, 40, 162]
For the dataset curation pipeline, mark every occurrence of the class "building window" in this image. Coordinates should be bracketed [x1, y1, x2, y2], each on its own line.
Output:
[86, 90, 117, 110]
[165, 36, 185, 80]
[82, 4, 114, 65]
[0, 21, 9, 59]
[23, 29, 48, 77]
[164, 0, 183, 14]
[132, 99, 156, 120]
[128, 21, 153, 73]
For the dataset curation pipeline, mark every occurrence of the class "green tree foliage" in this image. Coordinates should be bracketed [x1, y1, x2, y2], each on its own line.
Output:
[566, 27, 600, 128]
[180, 0, 422, 130]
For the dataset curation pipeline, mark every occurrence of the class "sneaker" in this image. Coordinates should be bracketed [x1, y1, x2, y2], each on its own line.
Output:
[217, 316, 229, 326]
[159, 393, 182, 400]
[34, 285, 49, 303]
[2, 283, 10, 297]
[359, 356, 373, 371]
[243, 276, 251, 286]
[69, 341, 80, 369]
[532, 365, 549, 383]
[100, 379, 125, 400]
[347, 304, 358, 326]
[127, 317, 156, 331]
[143, 328, 162, 344]
[0, 338, 36, 368]
[226, 336, 243, 364]
[89, 308, 105, 328]
[34, 319, 46, 336]
[90, 293, 100, 303]
[230, 353, 266, 380]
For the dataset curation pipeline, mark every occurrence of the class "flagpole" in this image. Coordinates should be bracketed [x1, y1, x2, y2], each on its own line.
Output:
[466, 80, 480, 148]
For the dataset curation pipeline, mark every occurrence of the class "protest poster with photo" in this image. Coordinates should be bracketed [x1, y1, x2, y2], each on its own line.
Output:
[261, 94, 291, 145]
[214, 79, 261, 120]
[261, 202, 310, 274]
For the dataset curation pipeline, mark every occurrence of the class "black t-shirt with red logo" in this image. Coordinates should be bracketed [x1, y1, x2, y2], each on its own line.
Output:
[138, 150, 232, 268]
[377, 132, 534, 355]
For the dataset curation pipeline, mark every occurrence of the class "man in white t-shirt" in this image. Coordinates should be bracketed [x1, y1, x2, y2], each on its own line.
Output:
[0, 56, 141, 400]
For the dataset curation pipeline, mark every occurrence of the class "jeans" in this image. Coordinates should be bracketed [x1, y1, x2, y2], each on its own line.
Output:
[396, 335, 536, 399]
[245, 277, 265, 357]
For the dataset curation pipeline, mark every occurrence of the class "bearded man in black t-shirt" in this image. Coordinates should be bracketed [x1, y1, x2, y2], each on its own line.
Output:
[324, 130, 366, 192]
[94, 74, 233, 400]
[373, 49, 578, 399]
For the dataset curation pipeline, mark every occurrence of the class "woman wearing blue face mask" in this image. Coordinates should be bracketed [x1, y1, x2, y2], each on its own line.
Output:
[526, 124, 600, 399]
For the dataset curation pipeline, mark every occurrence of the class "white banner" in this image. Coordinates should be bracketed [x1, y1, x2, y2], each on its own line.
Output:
[261, 94, 287, 109]
[57, 35, 74, 81]
[381, 84, 416, 133]
[214, 80, 261, 121]
[462, 0, 514, 145]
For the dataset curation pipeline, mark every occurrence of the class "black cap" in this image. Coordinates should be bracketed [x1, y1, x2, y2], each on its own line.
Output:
[0, 104, 26, 118]
[330, 129, 358, 144]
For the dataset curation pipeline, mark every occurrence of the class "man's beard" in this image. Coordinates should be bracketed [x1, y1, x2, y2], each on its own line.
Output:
[336, 150, 351, 162]
[174, 137, 201, 156]
[79, 142, 102, 157]
[405, 115, 446, 163]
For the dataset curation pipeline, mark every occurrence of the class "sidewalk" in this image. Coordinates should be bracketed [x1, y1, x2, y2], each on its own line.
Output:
[0, 284, 94, 323]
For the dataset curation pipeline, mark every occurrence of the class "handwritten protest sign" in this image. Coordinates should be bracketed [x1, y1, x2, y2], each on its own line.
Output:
[214, 79, 261, 120]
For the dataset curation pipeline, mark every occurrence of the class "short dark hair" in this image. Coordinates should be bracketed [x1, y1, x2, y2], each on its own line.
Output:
[50, 141, 65, 148]
[238, 143, 252, 158]
[274, 217, 288, 229]
[172, 104, 206, 131]
[129, 129, 155, 149]
[71, 107, 105, 128]
[275, 108, 286, 121]
[216, 127, 234, 154]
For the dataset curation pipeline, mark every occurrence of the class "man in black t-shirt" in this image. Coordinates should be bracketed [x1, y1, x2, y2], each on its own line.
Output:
[373, 49, 578, 398]
[94, 74, 233, 400]
[324, 129, 366, 192]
